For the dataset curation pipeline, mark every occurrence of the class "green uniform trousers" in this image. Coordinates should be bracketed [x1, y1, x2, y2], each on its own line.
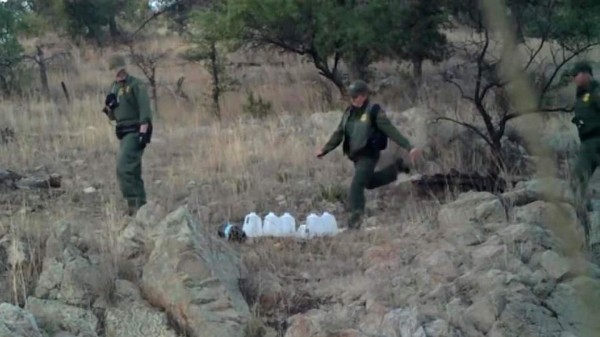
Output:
[573, 138, 600, 199]
[116, 132, 146, 209]
[349, 155, 399, 225]
[572, 138, 600, 240]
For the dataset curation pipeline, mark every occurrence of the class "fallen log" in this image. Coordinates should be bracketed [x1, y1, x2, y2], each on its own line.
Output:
[0, 168, 61, 190]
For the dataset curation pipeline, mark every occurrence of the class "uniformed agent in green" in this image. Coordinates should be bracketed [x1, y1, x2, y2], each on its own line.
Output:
[571, 62, 600, 212]
[104, 55, 153, 215]
[316, 80, 422, 229]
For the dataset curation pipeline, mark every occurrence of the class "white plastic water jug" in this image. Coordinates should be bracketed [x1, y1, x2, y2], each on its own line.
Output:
[242, 212, 263, 237]
[280, 213, 296, 236]
[296, 224, 309, 239]
[321, 212, 338, 235]
[263, 212, 280, 237]
[306, 213, 324, 237]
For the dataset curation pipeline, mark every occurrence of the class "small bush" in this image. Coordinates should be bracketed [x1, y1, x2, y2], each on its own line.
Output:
[243, 91, 273, 119]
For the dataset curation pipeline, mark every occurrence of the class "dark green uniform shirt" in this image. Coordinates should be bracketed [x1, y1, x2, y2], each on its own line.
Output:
[322, 101, 413, 159]
[573, 80, 600, 141]
[107, 75, 152, 126]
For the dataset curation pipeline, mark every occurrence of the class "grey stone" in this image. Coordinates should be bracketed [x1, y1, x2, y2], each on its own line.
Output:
[546, 276, 600, 337]
[423, 319, 450, 337]
[0, 303, 43, 337]
[540, 250, 571, 280]
[438, 192, 506, 228]
[465, 296, 499, 334]
[492, 301, 563, 337]
[105, 302, 177, 337]
[34, 258, 64, 299]
[141, 207, 250, 337]
[25, 297, 98, 337]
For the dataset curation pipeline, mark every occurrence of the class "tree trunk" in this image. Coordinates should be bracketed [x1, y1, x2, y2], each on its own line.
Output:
[348, 58, 371, 82]
[412, 57, 423, 84]
[150, 69, 159, 119]
[209, 41, 221, 119]
[36, 46, 50, 98]
[109, 16, 119, 44]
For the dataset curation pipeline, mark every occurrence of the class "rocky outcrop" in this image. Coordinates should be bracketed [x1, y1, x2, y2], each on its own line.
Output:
[279, 178, 597, 337]
[25, 297, 98, 337]
[0, 303, 43, 337]
[140, 207, 250, 337]
[104, 280, 177, 337]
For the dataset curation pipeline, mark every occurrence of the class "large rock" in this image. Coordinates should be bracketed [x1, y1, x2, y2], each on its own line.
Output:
[489, 301, 563, 337]
[25, 297, 98, 337]
[513, 201, 586, 254]
[438, 192, 506, 228]
[0, 303, 43, 337]
[505, 179, 575, 207]
[539, 250, 571, 281]
[545, 276, 600, 337]
[359, 307, 426, 337]
[56, 246, 98, 307]
[35, 258, 64, 299]
[104, 279, 177, 337]
[141, 207, 250, 337]
[284, 310, 327, 337]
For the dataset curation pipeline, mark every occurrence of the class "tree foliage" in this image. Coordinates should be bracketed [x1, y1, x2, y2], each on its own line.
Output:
[204, 0, 450, 95]
[0, 3, 25, 94]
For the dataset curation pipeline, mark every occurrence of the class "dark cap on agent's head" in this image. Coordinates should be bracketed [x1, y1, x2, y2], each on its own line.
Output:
[571, 61, 593, 77]
[348, 80, 371, 98]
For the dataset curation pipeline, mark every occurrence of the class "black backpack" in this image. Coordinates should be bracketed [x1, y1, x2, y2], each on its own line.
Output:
[366, 103, 388, 151]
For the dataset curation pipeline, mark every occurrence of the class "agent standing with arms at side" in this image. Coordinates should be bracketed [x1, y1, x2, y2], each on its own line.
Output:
[103, 55, 153, 216]
[316, 80, 422, 229]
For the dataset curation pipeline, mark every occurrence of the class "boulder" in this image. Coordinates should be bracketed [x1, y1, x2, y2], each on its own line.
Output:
[360, 307, 426, 337]
[0, 303, 43, 337]
[438, 192, 506, 228]
[285, 310, 327, 337]
[539, 250, 571, 281]
[505, 178, 575, 207]
[141, 207, 250, 337]
[25, 297, 98, 337]
[489, 301, 563, 337]
[35, 258, 64, 299]
[545, 276, 600, 336]
[105, 303, 177, 337]
[56, 246, 98, 307]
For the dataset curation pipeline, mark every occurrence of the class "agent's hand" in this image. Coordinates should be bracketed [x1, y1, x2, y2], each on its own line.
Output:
[316, 149, 326, 159]
[139, 123, 151, 148]
[409, 147, 422, 164]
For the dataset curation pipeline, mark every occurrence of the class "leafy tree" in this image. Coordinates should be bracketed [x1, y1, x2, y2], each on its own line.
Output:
[183, 5, 237, 119]
[373, 0, 449, 82]
[0, 4, 24, 94]
[196, 0, 450, 95]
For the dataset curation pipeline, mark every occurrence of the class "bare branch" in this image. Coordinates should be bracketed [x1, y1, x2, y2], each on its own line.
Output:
[433, 116, 494, 148]
[443, 76, 475, 102]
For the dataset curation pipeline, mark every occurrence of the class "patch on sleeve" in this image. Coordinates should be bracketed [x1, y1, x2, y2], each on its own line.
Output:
[583, 93, 590, 103]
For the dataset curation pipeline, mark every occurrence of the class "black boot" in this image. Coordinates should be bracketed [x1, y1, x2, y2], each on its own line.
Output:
[347, 212, 364, 230]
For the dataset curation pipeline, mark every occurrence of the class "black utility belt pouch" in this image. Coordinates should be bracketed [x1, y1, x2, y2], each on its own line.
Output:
[115, 124, 139, 140]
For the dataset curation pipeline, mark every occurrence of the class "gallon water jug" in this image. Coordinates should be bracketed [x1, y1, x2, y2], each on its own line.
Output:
[243, 212, 263, 237]
[280, 213, 296, 237]
[263, 212, 280, 237]
[297, 224, 309, 239]
[321, 212, 338, 235]
[306, 213, 324, 237]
